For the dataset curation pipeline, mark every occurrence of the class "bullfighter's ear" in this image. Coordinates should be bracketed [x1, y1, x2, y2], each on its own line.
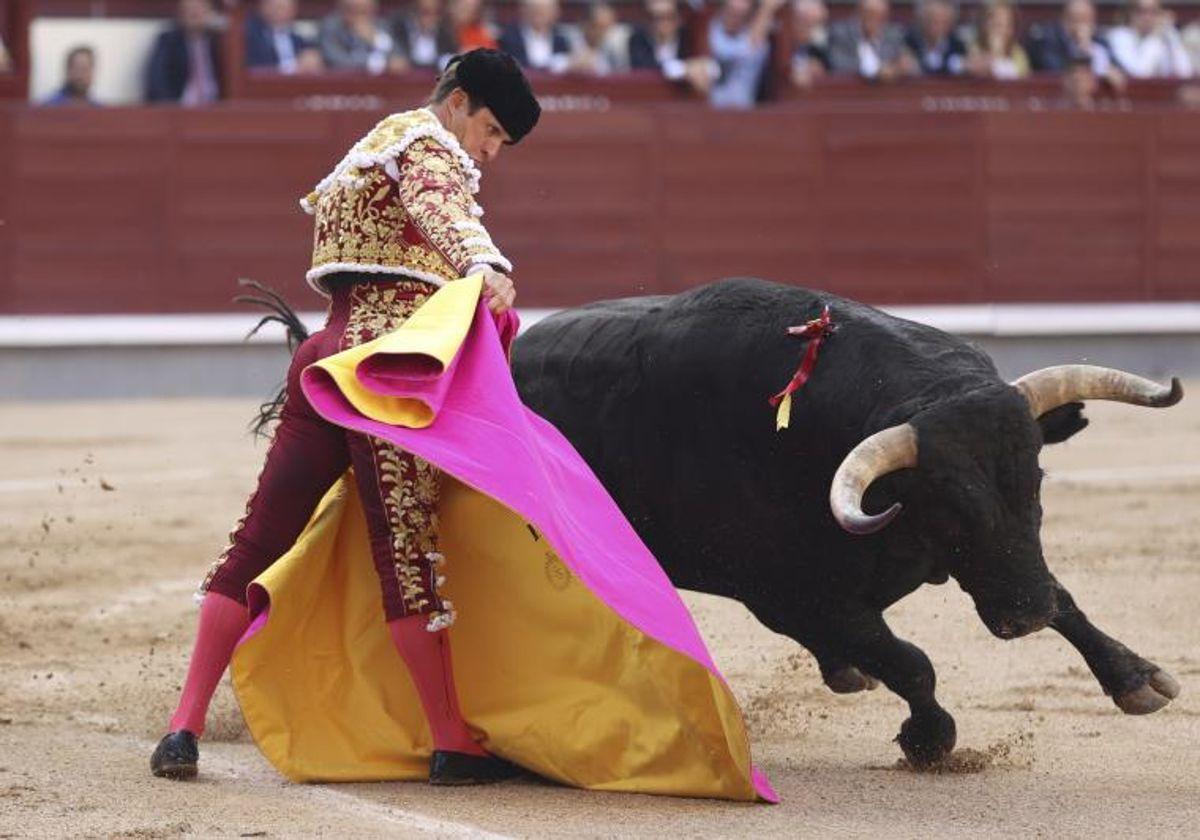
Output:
[1037, 401, 1089, 444]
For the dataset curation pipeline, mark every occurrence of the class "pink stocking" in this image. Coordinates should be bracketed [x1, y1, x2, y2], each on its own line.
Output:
[387, 615, 486, 756]
[167, 592, 251, 737]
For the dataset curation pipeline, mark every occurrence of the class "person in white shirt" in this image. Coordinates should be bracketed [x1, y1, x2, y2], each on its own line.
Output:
[1108, 0, 1193, 78]
[498, 0, 573, 74]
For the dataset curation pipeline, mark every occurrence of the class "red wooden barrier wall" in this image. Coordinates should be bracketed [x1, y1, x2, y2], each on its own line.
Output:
[1, 102, 1198, 314]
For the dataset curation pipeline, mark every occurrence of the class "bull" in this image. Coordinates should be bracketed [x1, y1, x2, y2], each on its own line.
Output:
[510, 278, 1183, 767]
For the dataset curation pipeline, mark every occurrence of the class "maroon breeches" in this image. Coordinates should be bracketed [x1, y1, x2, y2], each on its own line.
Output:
[200, 278, 449, 624]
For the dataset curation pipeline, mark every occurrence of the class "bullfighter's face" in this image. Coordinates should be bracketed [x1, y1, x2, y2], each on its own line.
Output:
[443, 88, 514, 165]
[907, 389, 1059, 639]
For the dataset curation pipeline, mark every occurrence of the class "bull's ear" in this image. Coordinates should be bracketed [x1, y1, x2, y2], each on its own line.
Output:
[1037, 401, 1089, 444]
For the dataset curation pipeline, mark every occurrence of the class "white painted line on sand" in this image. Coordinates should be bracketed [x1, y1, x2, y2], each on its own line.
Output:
[130, 736, 516, 839]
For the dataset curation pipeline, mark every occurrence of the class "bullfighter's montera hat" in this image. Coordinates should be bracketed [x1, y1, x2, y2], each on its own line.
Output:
[446, 48, 541, 144]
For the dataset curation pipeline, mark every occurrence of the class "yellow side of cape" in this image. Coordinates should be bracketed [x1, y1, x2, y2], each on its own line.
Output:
[229, 276, 761, 800]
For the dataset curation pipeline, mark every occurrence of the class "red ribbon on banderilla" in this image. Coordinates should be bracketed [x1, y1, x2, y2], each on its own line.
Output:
[768, 305, 835, 431]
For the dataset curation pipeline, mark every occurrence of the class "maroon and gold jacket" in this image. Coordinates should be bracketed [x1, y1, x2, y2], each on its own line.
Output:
[302, 108, 511, 295]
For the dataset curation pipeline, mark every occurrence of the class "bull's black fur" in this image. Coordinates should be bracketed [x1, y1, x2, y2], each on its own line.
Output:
[512, 278, 1178, 766]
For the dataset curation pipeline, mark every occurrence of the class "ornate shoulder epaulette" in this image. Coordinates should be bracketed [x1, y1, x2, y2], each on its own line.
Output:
[300, 108, 482, 215]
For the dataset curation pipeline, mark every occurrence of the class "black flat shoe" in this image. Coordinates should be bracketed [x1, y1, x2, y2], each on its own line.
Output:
[428, 750, 519, 786]
[150, 730, 199, 780]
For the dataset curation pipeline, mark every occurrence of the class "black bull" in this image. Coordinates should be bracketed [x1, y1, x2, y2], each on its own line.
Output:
[510, 278, 1184, 767]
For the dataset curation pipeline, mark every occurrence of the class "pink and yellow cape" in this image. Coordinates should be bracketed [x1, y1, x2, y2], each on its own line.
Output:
[229, 274, 777, 803]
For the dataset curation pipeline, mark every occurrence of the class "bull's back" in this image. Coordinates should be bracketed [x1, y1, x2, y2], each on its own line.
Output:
[512, 278, 999, 593]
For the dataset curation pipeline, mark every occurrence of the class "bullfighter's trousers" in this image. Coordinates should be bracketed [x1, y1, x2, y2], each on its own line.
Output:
[199, 277, 449, 625]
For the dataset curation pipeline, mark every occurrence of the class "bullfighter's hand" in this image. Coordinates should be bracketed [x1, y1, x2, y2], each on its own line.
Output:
[481, 269, 516, 314]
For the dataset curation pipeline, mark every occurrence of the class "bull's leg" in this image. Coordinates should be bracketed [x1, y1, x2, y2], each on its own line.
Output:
[825, 608, 957, 767]
[744, 603, 878, 695]
[1050, 585, 1180, 715]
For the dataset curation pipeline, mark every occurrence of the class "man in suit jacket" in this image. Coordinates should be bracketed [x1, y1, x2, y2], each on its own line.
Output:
[498, 0, 572, 73]
[903, 0, 967, 74]
[826, 0, 915, 80]
[393, 0, 459, 68]
[1026, 0, 1123, 77]
[246, 0, 319, 72]
[146, 0, 223, 103]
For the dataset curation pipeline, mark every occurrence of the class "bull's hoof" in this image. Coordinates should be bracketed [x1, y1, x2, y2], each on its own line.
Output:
[1114, 669, 1180, 715]
[825, 666, 880, 694]
[896, 708, 957, 769]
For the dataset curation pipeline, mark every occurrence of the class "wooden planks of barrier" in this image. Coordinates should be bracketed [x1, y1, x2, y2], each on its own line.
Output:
[1, 103, 1199, 314]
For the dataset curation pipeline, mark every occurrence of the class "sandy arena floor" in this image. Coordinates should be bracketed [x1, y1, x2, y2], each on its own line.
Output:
[1, 389, 1198, 839]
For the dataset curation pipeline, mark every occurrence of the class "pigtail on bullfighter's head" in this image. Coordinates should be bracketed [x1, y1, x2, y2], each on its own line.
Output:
[235, 278, 311, 438]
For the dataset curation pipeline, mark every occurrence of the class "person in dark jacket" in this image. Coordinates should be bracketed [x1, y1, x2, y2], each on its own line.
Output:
[145, 0, 222, 104]
[393, 0, 459, 68]
[498, 0, 572, 73]
[903, 0, 967, 74]
[246, 0, 321, 73]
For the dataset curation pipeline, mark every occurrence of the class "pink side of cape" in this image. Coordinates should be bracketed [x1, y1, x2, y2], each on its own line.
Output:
[299, 304, 778, 803]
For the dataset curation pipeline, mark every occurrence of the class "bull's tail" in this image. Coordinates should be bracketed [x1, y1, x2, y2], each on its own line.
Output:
[235, 278, 310, 437]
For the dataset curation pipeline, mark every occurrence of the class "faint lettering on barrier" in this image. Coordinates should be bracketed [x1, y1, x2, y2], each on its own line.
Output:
[537, 95, 612, 113]
[921, 96, 1011, 112]
[295, 95, 386, 111]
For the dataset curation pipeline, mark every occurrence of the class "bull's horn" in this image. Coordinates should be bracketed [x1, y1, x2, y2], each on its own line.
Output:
[1012, 365, 1183, 419]
[829, 424, 918, 535]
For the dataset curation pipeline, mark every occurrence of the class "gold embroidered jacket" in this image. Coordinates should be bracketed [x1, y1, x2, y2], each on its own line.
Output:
[302, 108, 511, 295]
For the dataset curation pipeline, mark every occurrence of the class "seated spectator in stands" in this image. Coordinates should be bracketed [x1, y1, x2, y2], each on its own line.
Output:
[43, 45, 100, 106]
[827, 0, 917, 81]
[708, 0, 785, 109]
[1108, 0, 1193, 78]
[0, 36, 10, 72]
[499, 0, 573, 73]
[145, 0, 222, 104]
[1026, 0, 1123, 88]
[1184, 16, 1200, 70]
[320, 0, 409, 74]
[966, 0, 1029, 79]
[451, 0, 498, 50]
[904, 0, 966, 75]
[571, 1, 634, 74]
[790, 0, 830, 89]
[630, 0, 715, 93]
[1062, 53, 1098, 107]
[394, 0, 458, 69]
[247, 0, 323, 74]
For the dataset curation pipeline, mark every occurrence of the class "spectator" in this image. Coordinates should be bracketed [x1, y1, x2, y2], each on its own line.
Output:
[708, 0, 785, 109]
[393, 0, 458, 69]
[0, 35, 10, 72]
[966, 0, 1029, 79]
[1185, 17, 1200, 74]
[827, 0, 916, 81]
[246, 0, 323, 73]
[499, 0, 572, 72]
[630, 0, 715, 92]
[450, 0, 498, 51]
[1107, 0, 1193, 78]
[145, 0, 223, 104]
[904, 0, 967, 75]
[320, 0, 408, 74]
[43, 45, 100, 106]
[1026, 0, 1123, 89]
[790, 0, 831, 89]
[1062, 53, 1098, 107]
[571, 1, 634, 74]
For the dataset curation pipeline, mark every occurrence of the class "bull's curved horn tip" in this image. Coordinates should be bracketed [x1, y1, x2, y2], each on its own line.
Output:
[1157, 377, 1184, 407]
[841, 502, 903, 535]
